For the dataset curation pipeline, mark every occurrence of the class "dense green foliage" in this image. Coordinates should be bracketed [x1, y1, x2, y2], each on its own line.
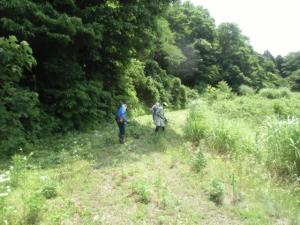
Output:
[0, 36, 39, 155]
[0, 0, 192, 155]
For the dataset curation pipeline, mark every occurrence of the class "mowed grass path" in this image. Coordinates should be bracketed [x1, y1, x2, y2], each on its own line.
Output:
[42, 110, 242, 225]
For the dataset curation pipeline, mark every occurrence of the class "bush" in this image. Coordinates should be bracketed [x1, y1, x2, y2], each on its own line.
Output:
[205, 81, 235, 103]
[239, 85, 255, 96]
[273, 100, 289, 117]
[0, 36, 40, 156]
[279, 87, 292, 98]
[41, 182, 57, 199]
[259, 88, 291, 99]
[217, 81, 233, 94]
[286, 69, 300, 91]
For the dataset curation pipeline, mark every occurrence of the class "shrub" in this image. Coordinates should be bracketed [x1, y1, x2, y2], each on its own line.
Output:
[0, 36, 40, 156]
[259, 88, 291, 99]
[279, 87, 292, 98]
[239, 85, 255, 96]
[273, 100, 289, 117]
[205, 81, 235, 103]
[41, 182, 57, 199]
[259, 88, 278, 99]
[286, 69, 300, 91]
[217, 81, 233, 94]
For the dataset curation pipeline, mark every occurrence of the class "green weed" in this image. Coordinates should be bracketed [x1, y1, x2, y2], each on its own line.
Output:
[41, 182, 57, 199]
[132, 180, 151, 204]
[23, 194, 45, 225]
[192, 150, 207, 174]
[209, 178, 225, 205]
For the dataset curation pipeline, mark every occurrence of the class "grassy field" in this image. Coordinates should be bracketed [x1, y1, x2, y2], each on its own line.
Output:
[1, 90, 300, 225]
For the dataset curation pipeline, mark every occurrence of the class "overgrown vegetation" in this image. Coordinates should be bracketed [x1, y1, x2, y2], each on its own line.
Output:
[1, 0, 300, 224]
[1, 0, 300, 155]
[186, 85, 300, 224]
[186, 83, 300, 176]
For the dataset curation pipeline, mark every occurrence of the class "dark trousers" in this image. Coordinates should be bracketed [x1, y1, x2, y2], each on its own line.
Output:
[155, 126, 165, 132]
[117, 122, 126, 143]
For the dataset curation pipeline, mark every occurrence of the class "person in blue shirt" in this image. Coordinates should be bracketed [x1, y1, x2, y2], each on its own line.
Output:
[151, 102, 159, 123]
[116, 103, 128, 144]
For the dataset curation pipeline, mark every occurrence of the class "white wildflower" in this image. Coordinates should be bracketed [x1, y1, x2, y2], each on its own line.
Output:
[0, 192, 8, 197]
[40, 176, 49, 181]
[0, 175, 4, 183]
[93, 215, 100, 221]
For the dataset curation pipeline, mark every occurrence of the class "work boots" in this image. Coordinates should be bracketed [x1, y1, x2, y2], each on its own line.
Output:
[119, 134, 125, 144]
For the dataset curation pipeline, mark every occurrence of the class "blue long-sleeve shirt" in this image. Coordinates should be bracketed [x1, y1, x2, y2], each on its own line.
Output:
[116, 104, 127, 122]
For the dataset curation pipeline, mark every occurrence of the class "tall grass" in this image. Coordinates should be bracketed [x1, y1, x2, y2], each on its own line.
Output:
[186, 103, 256, 160]
[265, 117, 300, 176]
[185, 102, 211, 142]
[186, 89, 300, 223]
[186, 88, 300, 176]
